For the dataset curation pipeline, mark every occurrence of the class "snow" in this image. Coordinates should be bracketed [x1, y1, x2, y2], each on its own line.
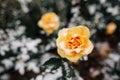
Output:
[15, 61, 25, 75]
[40, 53, 57, 65]
[99, 0, 106, 4]
[45, 44, 51, 51]
[68, 2, 80, 27]
[82, 56, 88, 61]
[27, 61, 40, 73]
[30, 78, 35, 80]
[106, 6, 119, 16]
[88, 5, 96, 15]
[89, 68, 101, 77]
[108, 53, 120, 62]
[96, 41, 110, 54]
[16, 26, 26, 35]
[20, 47, 28, 54]
[36, 75, 43, 80]
[17, 0, 29, 13]
[0, 66, 4, 73]
[91, 29, 97, 36]
[25, 39, 41, 53]
[11, 40, 24, 52]
[50, 40, 56, 48]
[45, 69, 51, 73]
[0, 74, 10, 80]
[17, 54, 30, 61]
[94, 12, 103, 19]
[74, 70, 84, 80]
[43, 67, 62, 80]
[0, 44, 9, 56]
[1, 59, 13, 69]
[71, 6, 80, 14]
[0, 25, 41, 56]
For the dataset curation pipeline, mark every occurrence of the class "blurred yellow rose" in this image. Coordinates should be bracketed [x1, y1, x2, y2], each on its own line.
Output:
[56, 26, 94, 62]
[38, 12, 59, 34]
[106, 22, 117, 35]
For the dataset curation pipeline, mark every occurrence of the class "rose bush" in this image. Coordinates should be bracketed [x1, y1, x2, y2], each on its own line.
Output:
[56, 26, 94, 62]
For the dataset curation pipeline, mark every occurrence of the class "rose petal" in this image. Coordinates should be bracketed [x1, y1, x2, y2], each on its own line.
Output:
[83, 40, 94, 55]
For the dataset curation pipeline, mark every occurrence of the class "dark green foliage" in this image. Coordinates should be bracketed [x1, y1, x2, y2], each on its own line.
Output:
[43, 58, 62, 70]
[43, 58, 74, 79]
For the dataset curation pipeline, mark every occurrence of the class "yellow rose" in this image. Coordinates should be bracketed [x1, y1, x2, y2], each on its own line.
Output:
[106, 22, 117, 35]
[38, 12, 59, 34]
[56, 26, 94, 62]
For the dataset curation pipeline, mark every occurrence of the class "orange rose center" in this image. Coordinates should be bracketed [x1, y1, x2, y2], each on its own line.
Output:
[67, 36, 81, 49]
[43, 17, 52, 24]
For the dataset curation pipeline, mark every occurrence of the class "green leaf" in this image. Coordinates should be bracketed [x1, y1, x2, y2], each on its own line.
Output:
[43, 58, 62, 70]
[57, 77, 67, 80]
[62, 60, 73, 78]
[43, 58, 74, 79]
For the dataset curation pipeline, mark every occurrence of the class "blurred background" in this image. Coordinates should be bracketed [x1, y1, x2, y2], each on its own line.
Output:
[0, 0, 120, 80]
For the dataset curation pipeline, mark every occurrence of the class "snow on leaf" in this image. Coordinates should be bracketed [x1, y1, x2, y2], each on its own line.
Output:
[43, 58, 62, 70]
[15, 61, 25, 75]
[62, 60, 73, 78]
[35, 75, 43, 80]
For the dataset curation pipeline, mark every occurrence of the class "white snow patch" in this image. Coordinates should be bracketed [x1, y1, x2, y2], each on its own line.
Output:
[0, 74, 10, 80]
[71, 6, 80, 14]
[11, 40, 23, 52]
[0, 44, 9, 56]
[25, 39, 41, 53]
[30, 78, 35, 80]
[35, 75, 43, 80]
[16, 26, 26, 35]
[88, 5, 96, 15]
[20, 47, 28, 54]
[99, 0, 106, 4]
[17, 54, 30, 61]
[83, 56, 88, 61]
[17, 0, 29, 13]
[27, 61, 40, 73]
[106, 6, 119, 16]
[89, 68, 101, 77]
[108, 53, 120, 62]
[0, 66, 4, 72]
[1, 59, 13, 69]
[74, 70, 84, 80]
[40, 53, 57, 65]
[45, 44, 51, 51]
[43, 67, 62, 80]
[15, 61, 25, 75]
